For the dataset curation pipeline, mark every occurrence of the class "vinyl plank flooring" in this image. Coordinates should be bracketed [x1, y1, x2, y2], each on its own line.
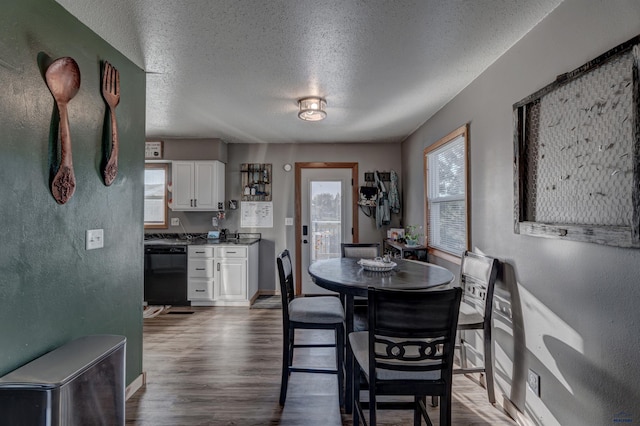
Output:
[126, 307, 516, 425]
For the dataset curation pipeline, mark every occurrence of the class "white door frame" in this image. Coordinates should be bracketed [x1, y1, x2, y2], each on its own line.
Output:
[295, 162, 359, 295]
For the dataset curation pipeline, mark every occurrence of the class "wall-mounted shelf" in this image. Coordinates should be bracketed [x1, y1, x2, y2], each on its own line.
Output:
[241, 163, 272, 201]
[364, 172, 391, 182]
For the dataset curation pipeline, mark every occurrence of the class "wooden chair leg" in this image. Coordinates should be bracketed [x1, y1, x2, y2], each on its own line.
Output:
[431, 395, 438, 407]
[484, 326, 496, 404]
[413, 396, 422, 426]
[289, 329, 295, 366]
[336, 325, 345, 407]
[369, 384, 377, 426]
[352, 367, 359, 426]
[459, 329, 468, 370]
[440, 391, 451, 426]
[279, 327, 291, 406]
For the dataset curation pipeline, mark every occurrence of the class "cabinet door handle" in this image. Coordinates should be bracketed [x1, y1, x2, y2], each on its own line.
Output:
[195, 251, 205, 254]
[226, 251, 237, 254]
[195, 289, 205, 292]
[194, 199, 197, 207]
[195, 268, 205, 271]
[217, 263, 220, 271]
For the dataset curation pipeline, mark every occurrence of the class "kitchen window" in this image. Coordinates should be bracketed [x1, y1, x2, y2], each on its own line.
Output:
[423, 124, 469, 262]
[144, 163, 169, 229]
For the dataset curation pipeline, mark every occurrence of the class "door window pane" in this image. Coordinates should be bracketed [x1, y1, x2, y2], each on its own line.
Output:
[310, 181, 342, 262]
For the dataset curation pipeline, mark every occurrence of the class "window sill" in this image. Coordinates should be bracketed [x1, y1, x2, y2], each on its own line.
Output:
[427, 248, 461, 266]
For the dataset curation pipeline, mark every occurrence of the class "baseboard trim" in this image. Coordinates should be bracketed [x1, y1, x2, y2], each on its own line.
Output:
[502, 395, 533, 426]
[258, 289, 277, 296]
[125, 372, 146, 401]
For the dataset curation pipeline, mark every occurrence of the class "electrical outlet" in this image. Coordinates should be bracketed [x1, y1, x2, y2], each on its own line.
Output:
[86, 229, 104, 250]
[171, 217, 180, 226]
[527, 369, 540, 397]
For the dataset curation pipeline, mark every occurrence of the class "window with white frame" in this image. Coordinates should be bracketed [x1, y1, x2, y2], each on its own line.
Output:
[144, 163, 169, 229]
[424, 124, 468, 259]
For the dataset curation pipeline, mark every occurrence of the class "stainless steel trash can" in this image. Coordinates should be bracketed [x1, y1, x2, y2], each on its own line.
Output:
[0, 335, 126, 426]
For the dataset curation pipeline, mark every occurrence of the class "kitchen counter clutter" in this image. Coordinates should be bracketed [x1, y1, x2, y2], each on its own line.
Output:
[144, 232, 260, 246]
[144, 233, 260, 307]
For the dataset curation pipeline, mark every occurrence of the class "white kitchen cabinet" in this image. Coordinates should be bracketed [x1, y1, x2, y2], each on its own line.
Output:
[171, 160, 225, 211]
[214, 245, 258, 306]
[215, 256, 247, 301]
[188, 242, 259, 307]
[187, 246, 215, 305]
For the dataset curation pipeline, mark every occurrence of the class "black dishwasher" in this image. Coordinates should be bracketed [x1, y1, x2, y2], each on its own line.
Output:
[144, 244, 189, 306]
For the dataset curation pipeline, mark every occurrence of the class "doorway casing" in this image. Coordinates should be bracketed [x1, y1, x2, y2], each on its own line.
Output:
[294, 162, 359, 295]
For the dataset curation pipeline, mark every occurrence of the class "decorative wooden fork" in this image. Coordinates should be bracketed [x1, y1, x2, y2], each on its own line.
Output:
[102, 61, 120, 186]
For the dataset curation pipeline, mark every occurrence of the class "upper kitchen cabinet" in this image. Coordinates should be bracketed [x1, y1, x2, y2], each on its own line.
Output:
[171, 160, 225, 211]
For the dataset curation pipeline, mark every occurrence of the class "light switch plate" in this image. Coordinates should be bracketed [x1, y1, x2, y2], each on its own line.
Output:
[285, 217, 293, 226]
[86, 229, 104, 250]
[171, 217, 180, 226]
[527, 369, 540, 397]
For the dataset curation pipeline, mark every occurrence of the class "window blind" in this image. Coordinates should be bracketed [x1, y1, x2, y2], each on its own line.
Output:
[426, 135, 466, 255]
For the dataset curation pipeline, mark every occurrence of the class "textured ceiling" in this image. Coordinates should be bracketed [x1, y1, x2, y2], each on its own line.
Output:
[56, 0, 563, 144]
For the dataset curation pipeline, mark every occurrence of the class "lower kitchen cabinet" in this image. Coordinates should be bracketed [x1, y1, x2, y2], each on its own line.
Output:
[188, 242, 259, 307]
[215, 256, 247, 301]
[187, 246, 215, 303]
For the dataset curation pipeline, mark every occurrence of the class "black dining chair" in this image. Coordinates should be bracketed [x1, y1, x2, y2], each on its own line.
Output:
[340, 242, 381, 330]
[454, 250, 499, 404]
[276, 249, 345, 406]
[341, 242, 381, 259]
[349, 286, 462, 426]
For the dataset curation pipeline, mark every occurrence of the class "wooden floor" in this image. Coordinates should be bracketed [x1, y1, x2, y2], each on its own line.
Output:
[126, 306, 516, 425]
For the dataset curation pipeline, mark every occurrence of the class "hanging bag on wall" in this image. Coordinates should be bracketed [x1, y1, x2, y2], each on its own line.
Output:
[358, 186, 378, 206]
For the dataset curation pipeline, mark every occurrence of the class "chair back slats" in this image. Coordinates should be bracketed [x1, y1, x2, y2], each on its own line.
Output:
[373, 336, 445, 372]
[367, 287, 462, 374]
[341, 243, 381, 259]
[460, 251, 499, 320]
[461, 254, 493, 284]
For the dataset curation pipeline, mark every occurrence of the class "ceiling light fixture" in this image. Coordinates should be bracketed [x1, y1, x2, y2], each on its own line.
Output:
[298, 97, 327, 121]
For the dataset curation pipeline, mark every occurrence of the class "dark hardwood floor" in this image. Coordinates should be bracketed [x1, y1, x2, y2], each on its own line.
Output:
[126, 306, 516, 425]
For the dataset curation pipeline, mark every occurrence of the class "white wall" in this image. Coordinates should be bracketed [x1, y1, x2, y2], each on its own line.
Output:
[402, 0, 640, 424]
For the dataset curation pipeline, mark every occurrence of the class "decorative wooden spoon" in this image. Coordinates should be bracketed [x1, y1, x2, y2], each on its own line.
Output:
[102, 61, 120, 186]
[46, 57, 81, 204]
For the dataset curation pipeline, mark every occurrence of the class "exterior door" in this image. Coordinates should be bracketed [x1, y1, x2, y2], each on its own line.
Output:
[300, 167, 354, 295]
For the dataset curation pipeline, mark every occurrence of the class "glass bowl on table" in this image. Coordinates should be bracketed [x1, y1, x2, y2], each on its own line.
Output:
[357, 256, 397, 272]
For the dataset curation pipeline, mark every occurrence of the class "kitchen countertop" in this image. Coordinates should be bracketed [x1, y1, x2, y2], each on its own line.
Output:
[189, 238, 260, 246]
[144, 233, 260, 246]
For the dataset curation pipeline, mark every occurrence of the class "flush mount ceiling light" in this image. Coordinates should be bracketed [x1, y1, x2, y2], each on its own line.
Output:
[298, 97, 327, 121]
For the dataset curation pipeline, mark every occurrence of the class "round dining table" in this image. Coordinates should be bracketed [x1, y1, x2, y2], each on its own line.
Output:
[308, 257, 455, 413]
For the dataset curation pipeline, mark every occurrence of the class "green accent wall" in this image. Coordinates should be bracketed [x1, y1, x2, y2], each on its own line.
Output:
[0, 0, 145, 386]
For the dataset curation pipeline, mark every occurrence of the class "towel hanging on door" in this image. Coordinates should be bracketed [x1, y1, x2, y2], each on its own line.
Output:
[388, 170, 400, 214]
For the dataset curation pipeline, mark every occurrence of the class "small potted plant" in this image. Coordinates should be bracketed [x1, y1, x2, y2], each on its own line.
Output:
[404, 225, 423, 246]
